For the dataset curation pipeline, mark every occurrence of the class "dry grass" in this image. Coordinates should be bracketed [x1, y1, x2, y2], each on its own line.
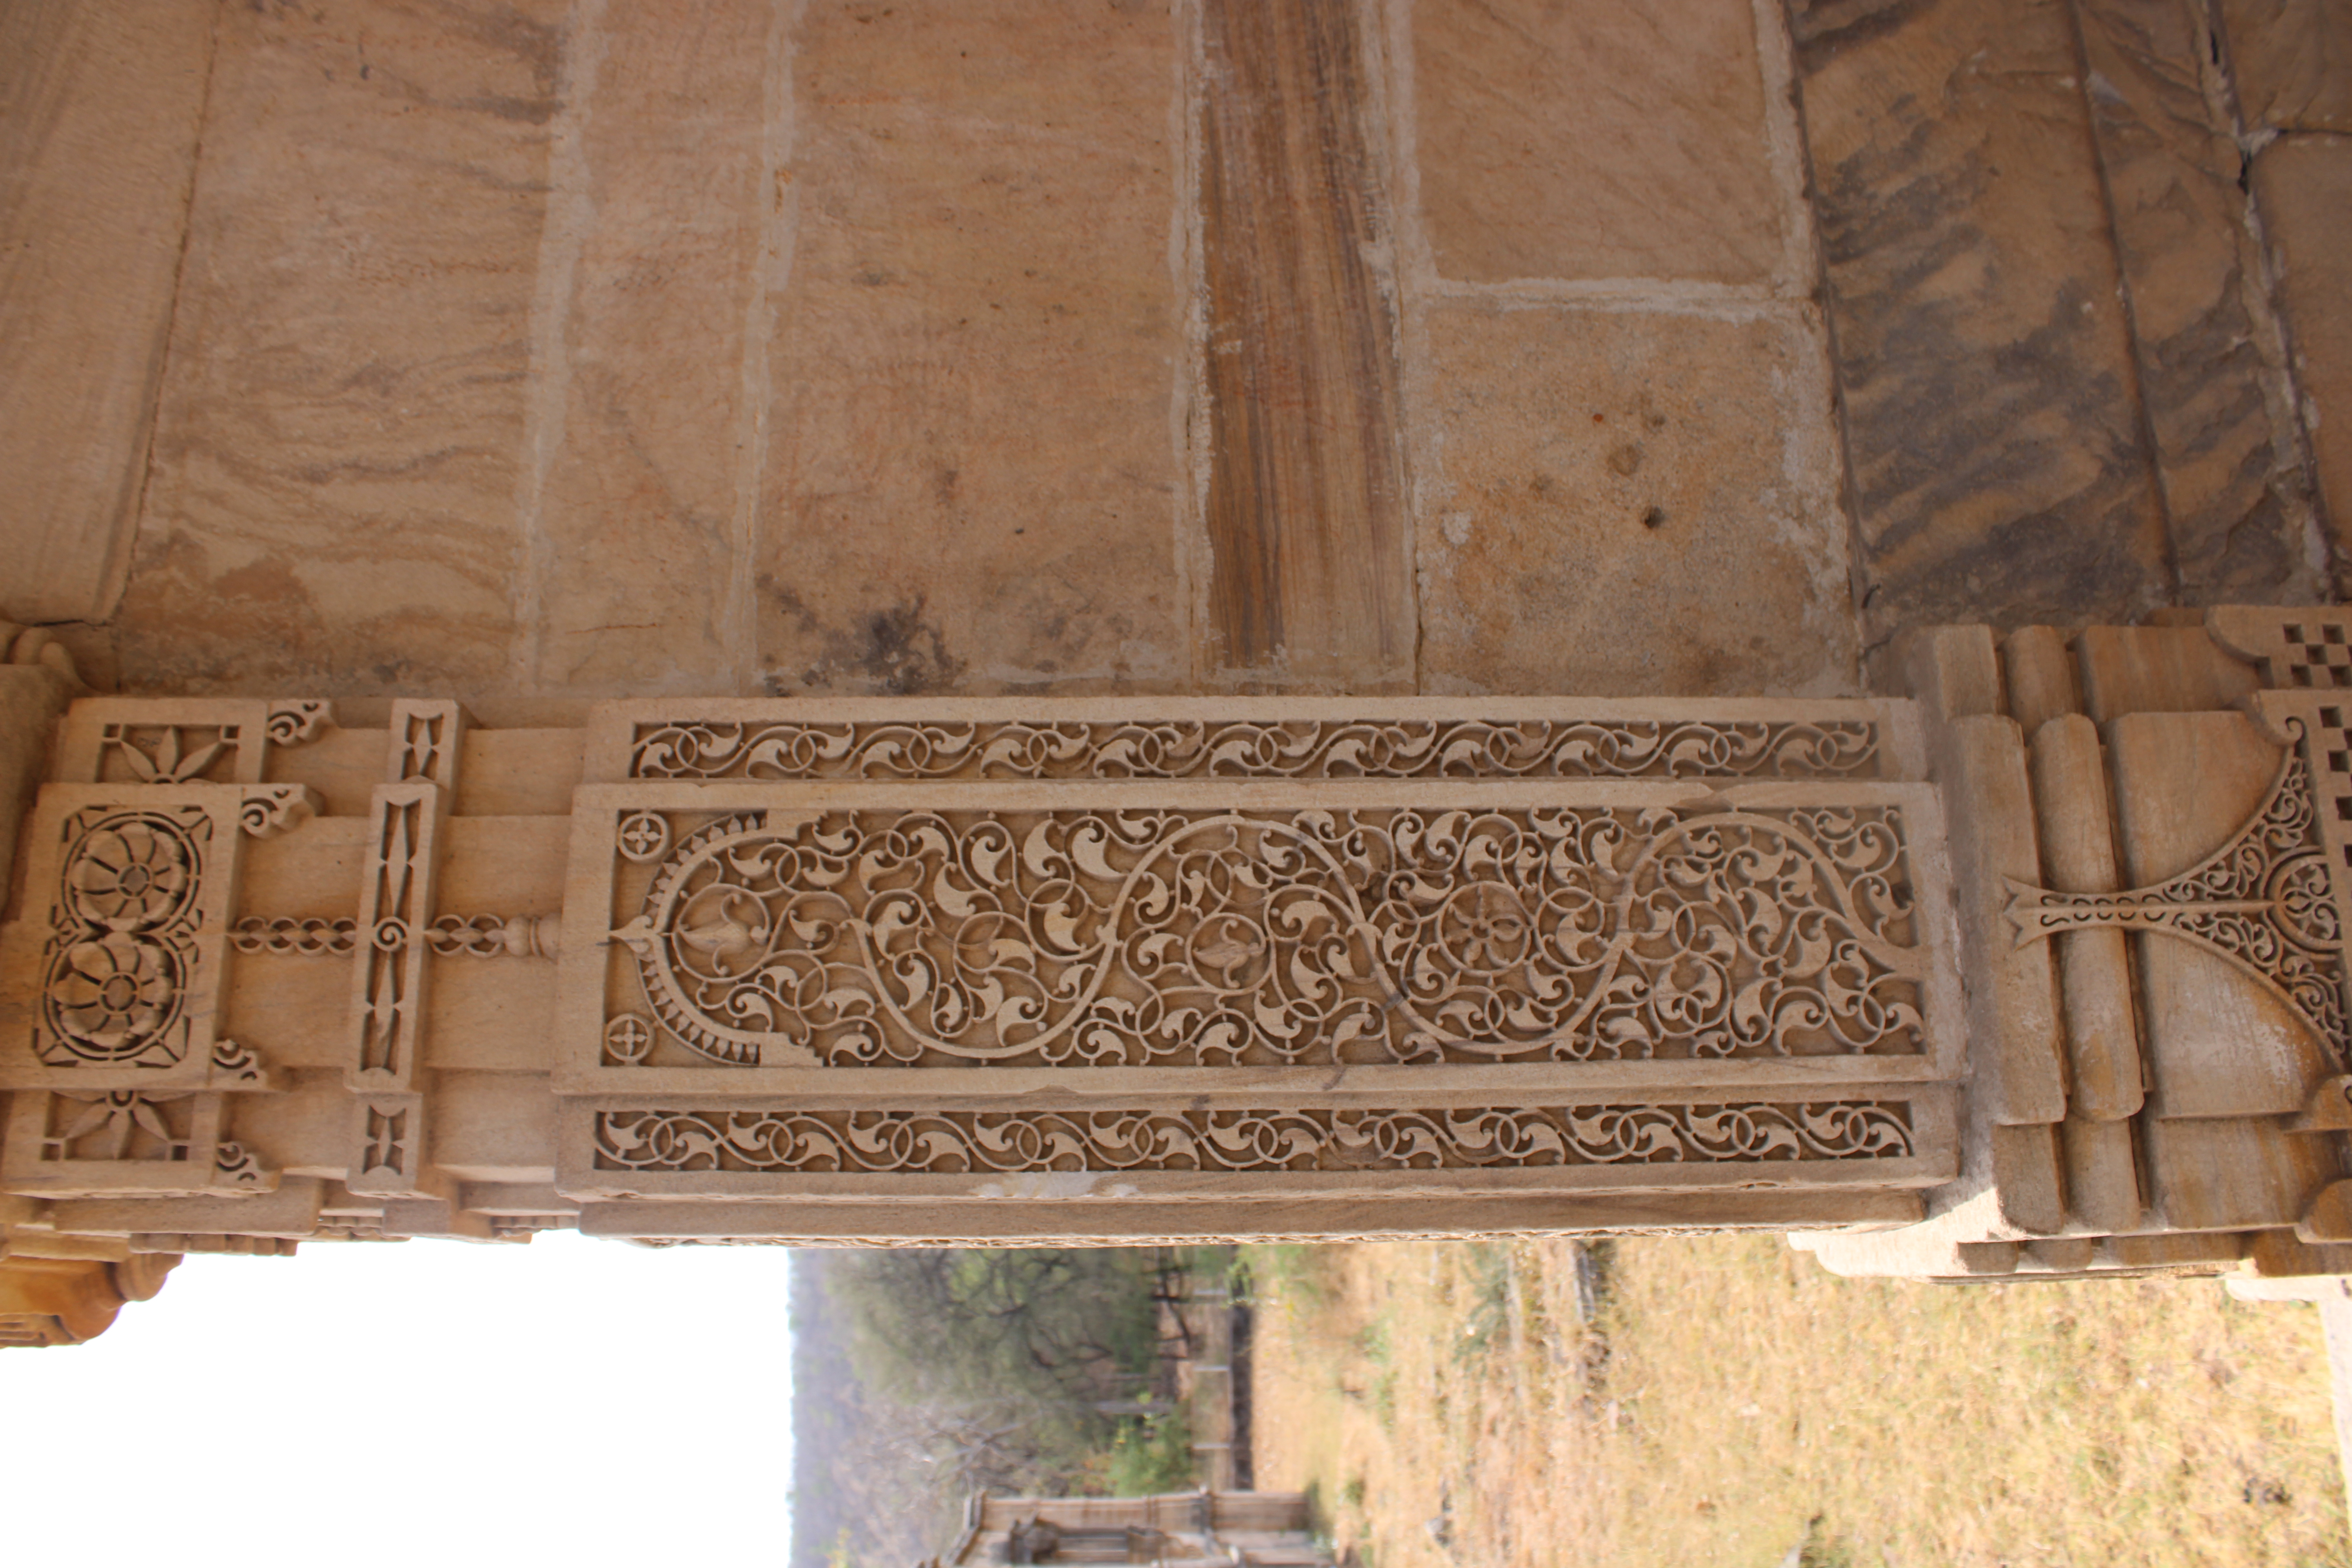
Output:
[1246, 1235, 2347, 1568]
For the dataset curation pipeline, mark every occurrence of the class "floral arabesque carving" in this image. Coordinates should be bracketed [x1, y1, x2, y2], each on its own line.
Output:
[2006, 726, 2347, 1063]
[608, 804, 1925, 1069]
[38, 810, 210, 1069]
[40, 1091, 194, 1163]
[98, 723, 238, 785]
[630, 717, 1883, 782]
[591, 1101, 1917, 1174]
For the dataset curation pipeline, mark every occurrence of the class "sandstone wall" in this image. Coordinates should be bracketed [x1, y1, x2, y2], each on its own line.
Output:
[0, 0, 2341, 713]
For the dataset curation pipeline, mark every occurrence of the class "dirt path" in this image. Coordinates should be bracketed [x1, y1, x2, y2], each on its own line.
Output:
[1247, 1235, 2346, 1567]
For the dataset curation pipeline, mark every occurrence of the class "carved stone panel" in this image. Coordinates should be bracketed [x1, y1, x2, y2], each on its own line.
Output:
[561, 1095, 1952, 1205]
[562, 784, 1956, 1084]
[2009, 713, 2349, 1069]
[0, 1085, 276, 1198]
[0, 785, 314, 1091]
[53, 698, 333, 787]
[587, 697, 1922, 784]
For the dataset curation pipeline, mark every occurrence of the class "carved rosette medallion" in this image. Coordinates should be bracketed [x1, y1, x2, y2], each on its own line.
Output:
[38, 809, 209, 1069]
[597, 799, 1931, 1070]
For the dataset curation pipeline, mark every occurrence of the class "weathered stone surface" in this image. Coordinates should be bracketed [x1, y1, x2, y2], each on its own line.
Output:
[116, 0, 565, 697]
[2028, 714, 2142, 1120]
[1412, 303, 1856, 696]
[753, 0, 1183, 697]
[521, 2, 780, 694]
[2074, 623, 2258, 719]
[2254, 136, 2352, 572]
[2221, 0, 2352, 132]
[1409, 0, 1786, 285]
[1791, 0, 2172, 637]
[0, 0, 216, 625]
[1199, 0, 1411, 686]
[2078, 0, 2325, 601]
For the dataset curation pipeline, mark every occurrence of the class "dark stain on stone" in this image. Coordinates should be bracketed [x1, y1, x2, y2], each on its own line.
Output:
[833, 601, 965, 694]
[1788, 0, 1941, 68]
[762, 584, 967, 695]
[759, 577, 821, 633]
[1803, 44, 2172, 629]
[1642, 506, 1667, 530]
[454, 94, 558, 125]
[212, 553, 307, 604]
[2074, 0, 2317, 602]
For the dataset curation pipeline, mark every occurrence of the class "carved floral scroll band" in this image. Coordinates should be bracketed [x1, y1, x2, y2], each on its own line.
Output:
[630, 717, 1882, 782]
[591, 1102, 1917, 1174]
[2005, 728, 2347, 1062]
[608, 804, 1927, 1069]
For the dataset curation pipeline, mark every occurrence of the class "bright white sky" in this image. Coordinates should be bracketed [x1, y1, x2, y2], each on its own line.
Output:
[0, 1232, 796, 1567]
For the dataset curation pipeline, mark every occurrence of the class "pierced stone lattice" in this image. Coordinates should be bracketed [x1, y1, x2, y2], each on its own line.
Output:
[607, 803, 1927, 1069]
[591, 1101, 1916, 1174]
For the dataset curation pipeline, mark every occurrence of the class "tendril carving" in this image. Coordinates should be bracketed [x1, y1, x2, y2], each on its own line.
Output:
[608, 803, 1926, 1068]
[592, 1102, 1917, 1173]
[630, 717, 1882, 782]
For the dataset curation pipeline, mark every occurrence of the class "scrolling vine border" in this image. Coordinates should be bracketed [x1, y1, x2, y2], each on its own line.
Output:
[592, 1102, 1917, 1174]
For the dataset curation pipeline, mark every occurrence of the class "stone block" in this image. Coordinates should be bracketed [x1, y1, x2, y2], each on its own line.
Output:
[2221, 0, 2352, 133]
[2001, 626, 2082, 731]
[1408, 0, 1786, 284]
[2028, 715, 2143, 1118]
[754, 0, 1184, 696]
[523, 1, 782, 693]
[1412, 303, 1855, 697]
[1937, 715, 2069, 1125]
[2254, 137, 2352, 572]
[2076, 624, 2258, 720]
[0, 0, 217, 625]
[1991, 1122, 2069, 1234]
[0, 666, 75, 917]
[2078, 0, 2325, 600]
[2297, 1178, 2352, 1242]
[1899, 623, 2004, 722]
[1199, 0, 1412, 685]
[1790, 0, 2172, 633]
[116, 0, 568, 697]
[2101, 1229, 2251, 1267]
[2062, 1114, 2146, 1232]
[2141, 1114, 2336, 1229]
[2020, 1237, 2098, 1270]
[2242, 1225, 2352, 1276]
